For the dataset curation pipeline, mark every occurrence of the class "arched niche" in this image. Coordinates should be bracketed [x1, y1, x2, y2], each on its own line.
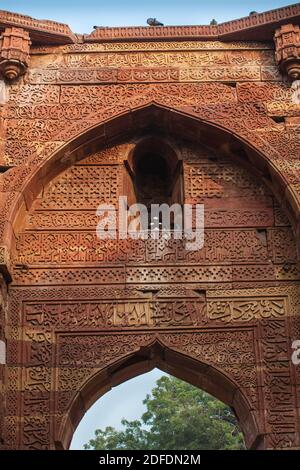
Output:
[4, 103, 300, 256]
[124, 136, 183, 209]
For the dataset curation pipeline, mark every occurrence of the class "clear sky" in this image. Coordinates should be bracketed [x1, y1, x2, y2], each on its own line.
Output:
[70, 369, 166, 450]
[0, 1, 296, 33]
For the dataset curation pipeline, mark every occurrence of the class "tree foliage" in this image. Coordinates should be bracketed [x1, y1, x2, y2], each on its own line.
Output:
[84, 375, 245, 450]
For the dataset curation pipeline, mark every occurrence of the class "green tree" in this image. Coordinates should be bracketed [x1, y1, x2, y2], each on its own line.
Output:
[84, 375, 245, 450]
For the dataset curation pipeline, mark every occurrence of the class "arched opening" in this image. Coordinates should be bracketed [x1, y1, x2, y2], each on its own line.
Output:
[4, 104, 299, 452]
[122, 136, 183, 231]
[134, 152, 170, 207]
[70, 369, 245, 450]
[6, 103, 300, 251]
[55, 342, 259, 451]
[130, 137, 182, 208]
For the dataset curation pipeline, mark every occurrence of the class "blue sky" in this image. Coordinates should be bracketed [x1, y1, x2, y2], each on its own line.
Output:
[70, 369, 166, 450]
[0, 1, 296, 33]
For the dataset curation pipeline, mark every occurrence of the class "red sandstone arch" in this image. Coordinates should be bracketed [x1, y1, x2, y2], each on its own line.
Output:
[3, 102, 300, 260]
[1, 5, 300, 453]
[2, 102, 300, 451]
[57, 339, 259, 451]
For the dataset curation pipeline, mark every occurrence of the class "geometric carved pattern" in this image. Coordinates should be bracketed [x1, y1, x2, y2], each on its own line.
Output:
[260, 319, 298, 448]
[3, 133, 300, 451]
[36, 166, 120, 209]
[185, 163, 269, 199]
[15, 230, 273, 264]
[2, 5, 300, 451]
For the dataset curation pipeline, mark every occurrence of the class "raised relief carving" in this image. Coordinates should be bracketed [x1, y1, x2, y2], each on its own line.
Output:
[0, 27, 31, 80]
[24, 299, 207, 328]
[35, 165, 120, 209]
[207, 297, 286, 322]
[15, 230, 270, 265]
[260, 319, 297, 448]
[3, 5, 300, 451]
[31, 40, 274, 55]
[274, 24, 300, 80]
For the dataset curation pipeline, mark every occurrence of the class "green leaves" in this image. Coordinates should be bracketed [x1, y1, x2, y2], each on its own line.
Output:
[84, 375, 245, 450]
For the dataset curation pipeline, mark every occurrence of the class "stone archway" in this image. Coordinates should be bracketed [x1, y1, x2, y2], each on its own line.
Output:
[1, 105, 300, 451]
[2, 99, 300, 253]
[1, 4, 300, 453]
[57, 339, 259, 450]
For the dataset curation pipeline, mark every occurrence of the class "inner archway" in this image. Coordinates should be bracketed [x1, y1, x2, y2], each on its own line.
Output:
[5, 104, 300, 251]
[59, 341, 254, 451]
[70, 369, 245, 450]
[3, 107, 300, 451]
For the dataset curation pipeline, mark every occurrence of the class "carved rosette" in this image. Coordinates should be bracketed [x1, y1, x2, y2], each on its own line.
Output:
[274, 24, 300, 80]
[0, 27, 31, 81]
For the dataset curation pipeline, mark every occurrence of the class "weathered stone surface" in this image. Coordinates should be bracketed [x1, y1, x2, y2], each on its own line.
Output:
[0, 5, 300, 451]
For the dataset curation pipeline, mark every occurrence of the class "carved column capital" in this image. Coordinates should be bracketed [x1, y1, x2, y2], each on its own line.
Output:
[0, 27, 31, 81]
[274, 24, 300, 80]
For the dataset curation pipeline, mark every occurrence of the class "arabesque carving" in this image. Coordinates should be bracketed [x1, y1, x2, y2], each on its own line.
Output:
[1, 4, 300, 451]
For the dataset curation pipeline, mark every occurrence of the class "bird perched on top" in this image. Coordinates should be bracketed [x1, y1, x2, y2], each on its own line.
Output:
[147, 18, 164, 26]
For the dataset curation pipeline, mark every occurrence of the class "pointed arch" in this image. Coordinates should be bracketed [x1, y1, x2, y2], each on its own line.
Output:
[3, 101, 300, 258]
[56, 338, 259, 451]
